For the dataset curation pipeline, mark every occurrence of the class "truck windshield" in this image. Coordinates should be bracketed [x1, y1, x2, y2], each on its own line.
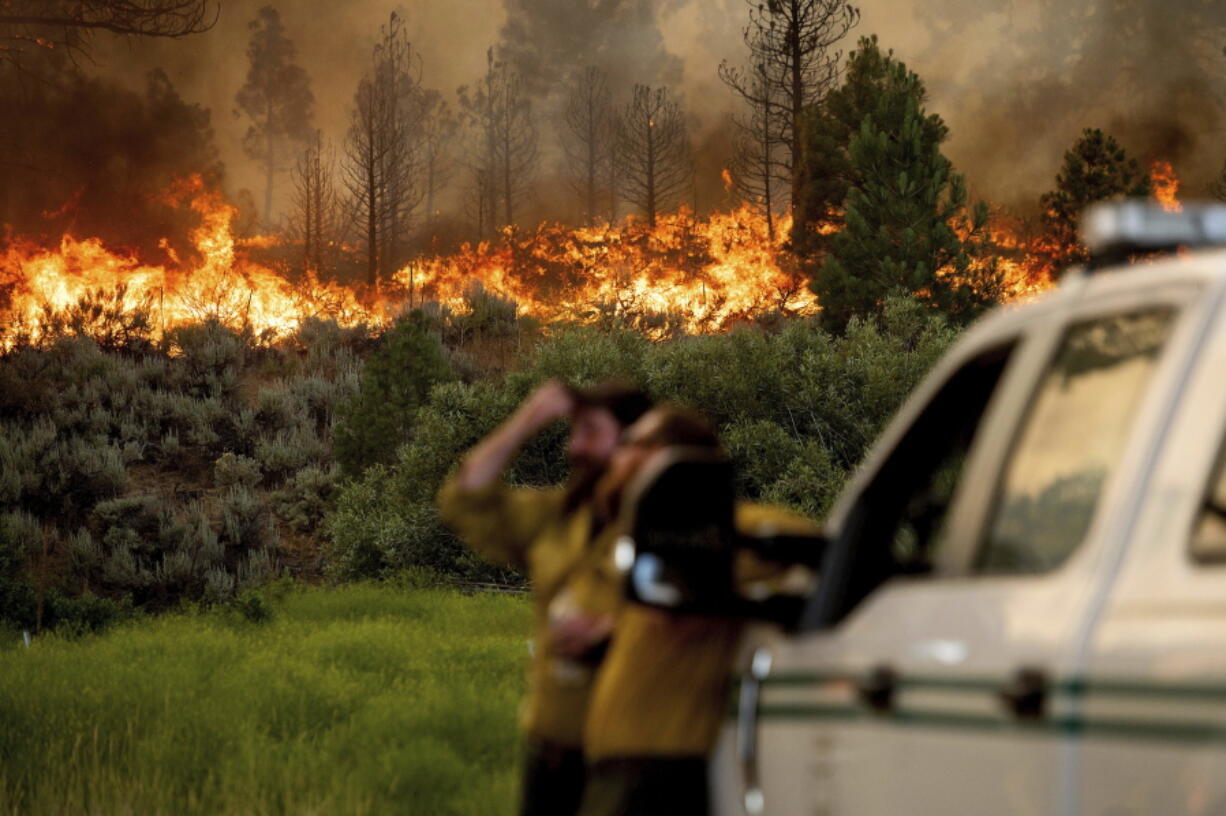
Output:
[977, 308, 1177, 574]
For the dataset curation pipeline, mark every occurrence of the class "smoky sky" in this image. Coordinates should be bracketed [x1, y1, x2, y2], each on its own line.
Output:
[87, 0, 1226, 220]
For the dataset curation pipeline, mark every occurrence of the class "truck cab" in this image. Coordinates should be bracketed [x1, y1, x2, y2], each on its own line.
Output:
[708, 203, 1226, 814]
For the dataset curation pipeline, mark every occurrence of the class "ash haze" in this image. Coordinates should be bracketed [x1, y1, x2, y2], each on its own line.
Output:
[91, 0, 1226, 222]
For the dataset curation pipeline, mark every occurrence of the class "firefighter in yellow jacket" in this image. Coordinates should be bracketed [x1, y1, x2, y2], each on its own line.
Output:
[570, 405, 821, 816]
[437, 380, 652, 816]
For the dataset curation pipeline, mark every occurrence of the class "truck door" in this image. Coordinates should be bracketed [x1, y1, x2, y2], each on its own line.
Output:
[1078, 280, 1226, 815]
[730, 302, 1185, 816]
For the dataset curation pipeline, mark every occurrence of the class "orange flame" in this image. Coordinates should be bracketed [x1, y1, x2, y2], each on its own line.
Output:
[396, 204, 813, 335]
[1, 175, 370, 347]
[5, 173, 1118, 350]
[1150, 160, 1182, 213]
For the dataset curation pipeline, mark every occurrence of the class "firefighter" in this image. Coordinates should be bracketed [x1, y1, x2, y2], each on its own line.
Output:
[437, 379, 652, 816]
[573, 405, 820, 816]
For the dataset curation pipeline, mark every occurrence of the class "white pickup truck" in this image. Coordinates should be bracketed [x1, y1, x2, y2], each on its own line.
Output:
[683, 202, 1226, 815]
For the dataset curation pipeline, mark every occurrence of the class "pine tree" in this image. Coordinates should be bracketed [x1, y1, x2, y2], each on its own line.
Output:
[616, 85, 692, 227]
[792, 36, 937, 255]
[1038, 128, 1151, 271]
[718, 0, 860, 215]
[343, 13, 426, 287]
[812, 62, 996, 333]
[458, 49, 539, 237]
[234, 6, 314, 225]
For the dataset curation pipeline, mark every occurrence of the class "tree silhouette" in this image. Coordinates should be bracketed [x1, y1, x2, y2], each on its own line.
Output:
[234, 5, 314, 225]
[458, 49, 538, 236]
[616, 84, 691, 227]
[1039, 128, 1150, 272]
[561, 66, 616, 226]
[719, 0, 859, 214]
[343, 13, 425, 287]
[0, 0, 216, 69]
[290, 130, 339, 274]
[728, 55, 786, 238]
[419, 90, 457, 243]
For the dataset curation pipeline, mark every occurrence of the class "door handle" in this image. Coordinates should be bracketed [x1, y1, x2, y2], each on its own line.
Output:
[738, 647, 772, 815]
[855, 664, 898, 713]
[998, 667, 1048, 720]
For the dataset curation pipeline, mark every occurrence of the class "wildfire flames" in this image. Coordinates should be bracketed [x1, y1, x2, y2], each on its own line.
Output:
[0, 163, 1189, 347]
[1151, 160, 1182, 213]
[400, 206, 812, 334]
[0, 176, 369, 346]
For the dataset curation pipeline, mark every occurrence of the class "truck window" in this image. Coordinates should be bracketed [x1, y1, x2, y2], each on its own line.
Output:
[805, 342, 1014, 629]
[977, 309, 1176, 575]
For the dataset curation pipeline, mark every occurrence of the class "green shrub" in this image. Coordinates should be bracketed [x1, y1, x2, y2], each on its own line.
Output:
[272, 465, 340, 534]
[324, 466, 497, 582]
[254, 426, 329, 483]
[42, 589, 133, 636]
[525, 326, 647, 386]
[220, 485, 271, 550]
[724, 419, 806, 497]
[232, 588, 273, 623]
[254, 384, 306, 434]
[333, 312, 454, 476]
[213, 453, 262, 489]
[0, 512, 39, 630]
[324, 298, 958, 582]
[167, 320, 246, 399]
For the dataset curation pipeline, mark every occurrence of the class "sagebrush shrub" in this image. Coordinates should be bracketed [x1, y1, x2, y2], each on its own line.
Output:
[272, 465, 340, 534]
[214, 453, 263, 489]
[168, 320, 246, 399]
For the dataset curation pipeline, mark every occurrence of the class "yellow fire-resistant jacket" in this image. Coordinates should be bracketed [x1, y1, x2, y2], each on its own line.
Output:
[436, 478, 623, 749]
[582, 502, 821, 761]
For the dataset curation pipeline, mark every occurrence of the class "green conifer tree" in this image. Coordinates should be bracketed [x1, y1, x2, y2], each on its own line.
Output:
[811, 59, 997, 333]
[792, 36, 917, 256]
[334, 313, 454, 477]
[1038, 128, 1150, 272]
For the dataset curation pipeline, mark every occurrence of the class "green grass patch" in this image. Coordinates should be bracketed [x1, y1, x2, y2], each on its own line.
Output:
[0, 584, 531, 815]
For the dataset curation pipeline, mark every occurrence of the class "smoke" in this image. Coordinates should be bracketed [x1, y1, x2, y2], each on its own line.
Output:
[0, 63, 223, 256]
[895, 0, 1226, 207]
[498, 0, 685, 94]
[8, 0, 1226, 241]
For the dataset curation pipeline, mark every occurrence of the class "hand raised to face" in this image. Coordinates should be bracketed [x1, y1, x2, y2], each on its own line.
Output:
[518, 380, 578, 430]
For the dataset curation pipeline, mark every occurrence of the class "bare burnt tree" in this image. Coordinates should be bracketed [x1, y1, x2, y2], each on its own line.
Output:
[235, 5, 314, 225]
[729, 60, 787, 238]
[616, 84, 691, 227]
[290, 130, 339, 274]
[561, 66, 616, 225]
[345, 59, 393, 285]
[458, 50, 497, 238]
[459, 48, 538, 237]
[0, 0, 216, 69]
[718, 0, 860, 211]
[490, 56, 537, 228]
[343, 12, 424, 287]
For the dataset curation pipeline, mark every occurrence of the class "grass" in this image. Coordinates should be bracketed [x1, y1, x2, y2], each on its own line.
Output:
[0, 583, 532, 815]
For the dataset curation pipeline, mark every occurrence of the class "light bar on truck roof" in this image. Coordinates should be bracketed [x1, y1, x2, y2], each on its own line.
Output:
[1082, 200, 1226, 266]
